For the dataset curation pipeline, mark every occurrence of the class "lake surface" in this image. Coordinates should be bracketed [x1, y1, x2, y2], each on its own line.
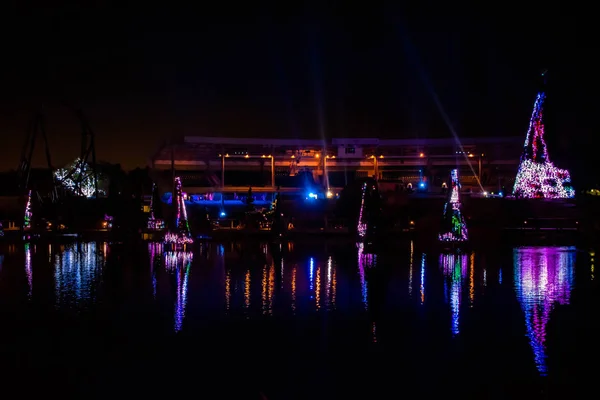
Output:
[0, 239, 598, 399]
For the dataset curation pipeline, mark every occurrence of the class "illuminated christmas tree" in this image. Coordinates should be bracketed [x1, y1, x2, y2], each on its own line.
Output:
[512, 85, 574, 199]
[164, 177, 193, 245]
[23, 190, 32, 230]
[439, 169, 468, 242]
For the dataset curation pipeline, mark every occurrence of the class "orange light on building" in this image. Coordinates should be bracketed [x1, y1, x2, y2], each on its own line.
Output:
[379, 155, 384, 158]
[419, 153, 424, 157]
[244, 154, 249, 158]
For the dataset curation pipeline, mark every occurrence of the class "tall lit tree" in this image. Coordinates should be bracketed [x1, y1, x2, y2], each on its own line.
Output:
[512, 77, 574, 199]
[439, 169, 468, 242]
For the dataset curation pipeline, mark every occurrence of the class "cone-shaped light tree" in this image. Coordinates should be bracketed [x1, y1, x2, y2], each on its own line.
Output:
[512, 76, 574, 199]
[439, 169, 468, 242]
[164, 177, 193, 245]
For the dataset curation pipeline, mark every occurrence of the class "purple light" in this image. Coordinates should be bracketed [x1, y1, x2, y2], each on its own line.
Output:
[24, 242, 32, 297]
[357, 182, 368, 238]
[440, 253, 469, 336]
[148, 242, 163, 299]
[513, 247, 575, 375]
[162, 250, 192, 332]
[513, 92, 574, 199]
[357, 242, 375, 310]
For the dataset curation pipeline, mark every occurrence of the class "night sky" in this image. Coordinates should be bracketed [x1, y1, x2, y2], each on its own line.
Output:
[0, 5, 594, 182]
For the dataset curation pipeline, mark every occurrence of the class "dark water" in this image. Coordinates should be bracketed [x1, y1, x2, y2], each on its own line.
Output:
[0, 239, 598, 399]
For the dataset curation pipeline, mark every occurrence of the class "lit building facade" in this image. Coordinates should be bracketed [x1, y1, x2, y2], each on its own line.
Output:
[150, 136, 522, 194]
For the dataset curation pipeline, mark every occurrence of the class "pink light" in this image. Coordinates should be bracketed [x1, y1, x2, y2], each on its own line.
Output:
[513, 92, 574, 199]
[164, 232, 194, 245]
[514, 247, 575, 375]
[163, 176, 193, 245]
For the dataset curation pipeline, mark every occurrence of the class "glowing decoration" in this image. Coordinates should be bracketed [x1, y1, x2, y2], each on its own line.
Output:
[440, 252, 468, 336]
[164, 232, 194, 245]
[147, 182, 165, 230]
[54, 158, 104, 198]
[513, 247, 575, 376]
[23, 190, 32, 230]
[513, 92, 574, 198]
[103, 214, 113, 229]
[163, 251, 192, 332]
[25, 242, 32, 297]
[439, 169, 468, 242]
[164, 177, 193, 246]
[356, 243, 370, 310]
[357, 182, 368, 238]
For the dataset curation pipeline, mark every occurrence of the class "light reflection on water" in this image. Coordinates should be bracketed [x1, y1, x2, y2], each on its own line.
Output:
[513, 246, 575, 376]
[162, 250, 193, 332]
[54, 242, 105, 310]
[440, 252, 469, 336]
[0, 239, 593, 386]
[24, 243, 32, 297]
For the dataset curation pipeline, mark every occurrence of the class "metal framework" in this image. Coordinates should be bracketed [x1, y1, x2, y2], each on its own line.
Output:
[18, 107, 99, 200]
[57, 109, 98, 198]
[18, 111, 56, 196]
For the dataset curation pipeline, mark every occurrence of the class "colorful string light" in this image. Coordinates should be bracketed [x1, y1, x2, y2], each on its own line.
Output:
[357, 182, 368, 238]
[164, 232, 194, 245]
[164, 176, 193, 245]
[54, 158, 104, 198]
[439, 169, 468, 242]
[513, 92, 574, 199]
[23, 190, 32, 229]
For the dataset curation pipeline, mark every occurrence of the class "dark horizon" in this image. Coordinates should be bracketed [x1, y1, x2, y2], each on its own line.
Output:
[0, 6, 593, 181]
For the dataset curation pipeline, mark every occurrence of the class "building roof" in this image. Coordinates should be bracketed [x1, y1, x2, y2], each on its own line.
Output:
[182, 136, 523, 147]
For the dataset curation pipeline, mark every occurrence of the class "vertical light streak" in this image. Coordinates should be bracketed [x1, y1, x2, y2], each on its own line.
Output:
[469, 252, 475, 306]
[315, 262, 321, 311]
[409, 240, 414, 297]
[291, 266, 297, 313]
[420, 253, 426, 305]
[225, 268, 231, 313]
[262, 264, 268, 314]
[357, 243, 368, 310]
[326, 256, 332, 310]
[174, 259, 191, 333]
[440, 252, 468, 336]
[24, 243, 32, 298]
[268, 261, 275, 315]
[244, 269, 251, 315]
